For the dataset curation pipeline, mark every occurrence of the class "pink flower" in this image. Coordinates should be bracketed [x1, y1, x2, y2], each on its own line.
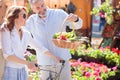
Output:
[85, 72, 91, 78]
[71, 71, 74, 75]
[70, 62, 79, 67]
[95, 77, 102, 80]
[98, 12, 103, 16]
[73, 78, 77, 80]
[93, 71, 100, 76]
[112, 66, 117, 71]
[98, 12, 105, 18]
[99, 47, 104, 51]
[116, 5, 119, 8]
[77, 58, 81, 63]
[70, 60, 78, 67]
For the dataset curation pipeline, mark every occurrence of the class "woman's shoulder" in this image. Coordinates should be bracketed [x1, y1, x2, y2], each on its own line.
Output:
[0, 22, 9, 31]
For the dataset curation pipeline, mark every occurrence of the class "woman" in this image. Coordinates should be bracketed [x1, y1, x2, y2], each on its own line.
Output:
[0, 5, 40, 80]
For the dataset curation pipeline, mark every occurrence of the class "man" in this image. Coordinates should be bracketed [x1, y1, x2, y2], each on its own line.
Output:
[26, 0, 82, 80]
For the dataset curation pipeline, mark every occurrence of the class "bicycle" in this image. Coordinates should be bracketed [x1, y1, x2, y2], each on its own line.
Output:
[35, 60, 65, 80]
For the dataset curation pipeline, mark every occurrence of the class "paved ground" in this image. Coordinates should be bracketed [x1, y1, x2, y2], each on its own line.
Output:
[91, 19, 104, 48]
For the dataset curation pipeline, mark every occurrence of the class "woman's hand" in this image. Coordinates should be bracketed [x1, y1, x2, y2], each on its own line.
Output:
[27, 61, 36, 70]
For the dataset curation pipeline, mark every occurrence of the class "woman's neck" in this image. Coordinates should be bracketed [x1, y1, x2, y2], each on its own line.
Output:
[14, 22, 21, 31]
[15, 22, 23, 40]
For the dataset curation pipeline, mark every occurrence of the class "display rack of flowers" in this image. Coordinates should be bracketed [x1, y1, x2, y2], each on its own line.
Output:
[70, 60, 118, 80]
[71, 45, 120, 67]
[70, 45, 120, 80]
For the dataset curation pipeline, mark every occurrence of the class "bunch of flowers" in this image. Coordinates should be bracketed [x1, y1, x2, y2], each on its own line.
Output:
[90, 0, 120, 25]
[24, 51, 36, 62]
[70, 60, 117, 80]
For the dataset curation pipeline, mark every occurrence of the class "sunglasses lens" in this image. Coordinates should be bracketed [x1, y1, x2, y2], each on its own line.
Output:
[23, 14, 26, 19]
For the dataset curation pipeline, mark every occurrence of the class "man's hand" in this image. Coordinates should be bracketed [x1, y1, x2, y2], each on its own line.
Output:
[66, 13, 79, 22]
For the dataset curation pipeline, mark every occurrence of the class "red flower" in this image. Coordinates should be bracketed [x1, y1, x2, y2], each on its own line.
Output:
[118, 50, 120, 55]
[60, 35, 67, 40]
[112, 48, 119, 55]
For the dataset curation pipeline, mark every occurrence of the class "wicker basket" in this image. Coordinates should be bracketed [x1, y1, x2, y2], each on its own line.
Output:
[52, 39, 82, 49]
[52, 18, 83, 49]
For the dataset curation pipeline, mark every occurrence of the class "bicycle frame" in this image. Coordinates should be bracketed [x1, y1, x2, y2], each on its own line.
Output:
[35, 60, 65, 80]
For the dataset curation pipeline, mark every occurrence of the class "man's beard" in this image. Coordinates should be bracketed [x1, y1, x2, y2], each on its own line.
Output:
[38, 9, 46, 18]
[39, 14, 46, 18]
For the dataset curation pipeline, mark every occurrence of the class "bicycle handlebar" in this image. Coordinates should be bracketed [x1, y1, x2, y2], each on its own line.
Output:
[34, 60, 65, 67]
[34, 60, 65, 80]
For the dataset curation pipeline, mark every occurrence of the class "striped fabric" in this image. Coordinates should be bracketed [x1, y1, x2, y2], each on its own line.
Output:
[4, 67, 27, 80]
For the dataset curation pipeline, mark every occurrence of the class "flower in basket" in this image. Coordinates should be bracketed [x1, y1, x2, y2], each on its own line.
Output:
[53, 31, 79, 41]
[90, 0, 120, 25]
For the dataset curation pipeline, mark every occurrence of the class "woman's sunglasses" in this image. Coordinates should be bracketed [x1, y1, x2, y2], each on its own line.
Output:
[22, 14, 27, 19]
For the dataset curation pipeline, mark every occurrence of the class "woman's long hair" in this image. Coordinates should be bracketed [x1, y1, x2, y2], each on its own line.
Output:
[4, 6, 27, 31]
